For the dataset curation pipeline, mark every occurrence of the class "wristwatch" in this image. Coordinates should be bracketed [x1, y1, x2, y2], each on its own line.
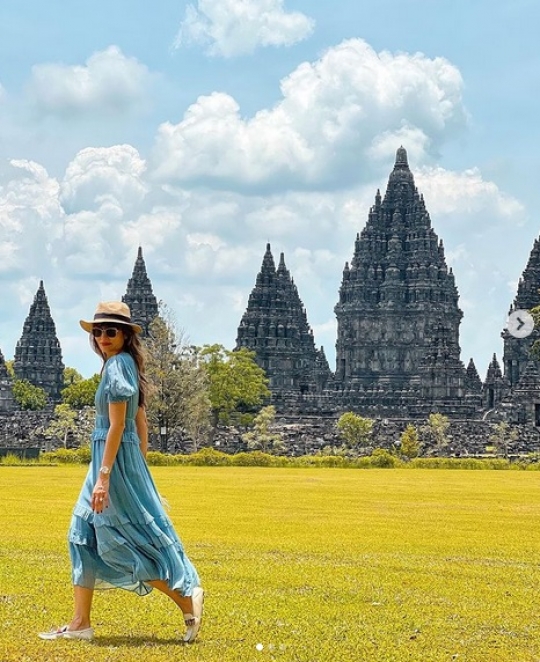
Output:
[99, 465, 111, 476]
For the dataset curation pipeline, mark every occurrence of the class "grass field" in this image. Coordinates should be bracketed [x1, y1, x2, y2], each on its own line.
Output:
[0, 466, 539, 662]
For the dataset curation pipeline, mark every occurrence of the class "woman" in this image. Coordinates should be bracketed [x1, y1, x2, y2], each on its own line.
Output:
[39, 301, 204, 643]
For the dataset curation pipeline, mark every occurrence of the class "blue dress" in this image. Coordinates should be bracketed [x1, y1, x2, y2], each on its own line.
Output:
[68, 352, 200, 597]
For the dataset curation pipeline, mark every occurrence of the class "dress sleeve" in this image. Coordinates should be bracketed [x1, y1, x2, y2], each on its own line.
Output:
[104, 354, 138, 403]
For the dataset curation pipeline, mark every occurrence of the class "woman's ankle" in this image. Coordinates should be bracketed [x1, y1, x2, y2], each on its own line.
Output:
[69, 617, 91, 631]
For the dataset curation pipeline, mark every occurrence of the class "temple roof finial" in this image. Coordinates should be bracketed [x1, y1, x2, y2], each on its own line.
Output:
[395, 146, 409, 168]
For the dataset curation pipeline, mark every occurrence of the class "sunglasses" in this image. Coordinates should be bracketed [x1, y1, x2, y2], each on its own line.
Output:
[92, 326, 121, 339]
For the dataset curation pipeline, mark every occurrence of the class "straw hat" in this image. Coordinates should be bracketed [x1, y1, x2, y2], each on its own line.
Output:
[79, 301, 143, 334]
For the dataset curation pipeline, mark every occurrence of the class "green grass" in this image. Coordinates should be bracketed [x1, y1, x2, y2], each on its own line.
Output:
[0, 467, 539, 661]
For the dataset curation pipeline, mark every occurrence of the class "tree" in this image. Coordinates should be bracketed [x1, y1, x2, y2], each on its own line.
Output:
[422, 413, 450, 453]
[45, 404, 95, 448]
[144, 306, 211, 452]
[336, 412, 374, 453]
[242, 405, 285, 454]
[399, 424, 420, 459]
[12, 379, 47, 410]
[45, 403, 77, 447]
[490, 421, 518, 459]
[62, 374, 100, 409]
[198, 344, 270, 426]
[64, 367, 84, 387]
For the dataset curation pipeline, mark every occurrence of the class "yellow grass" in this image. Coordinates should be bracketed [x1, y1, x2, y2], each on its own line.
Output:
[0, 466, 539, 662]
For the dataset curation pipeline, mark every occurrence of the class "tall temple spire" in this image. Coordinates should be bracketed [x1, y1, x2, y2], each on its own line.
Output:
[236, 246, 330, 396]
[465, 358, 483, 393]
[122, 246, 159, 336]
[334, 146, 474, 416]
[483, 353, 506, 410]
[14, 281, 64, 402]
[512, 237, 540, 310]
[502, 233, 540, 388]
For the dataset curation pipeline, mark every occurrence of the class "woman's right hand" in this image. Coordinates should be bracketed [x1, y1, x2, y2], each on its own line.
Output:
[91, 478, 109, 513]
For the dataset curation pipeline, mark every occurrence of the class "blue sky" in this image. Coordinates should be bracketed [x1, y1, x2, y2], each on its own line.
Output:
[0, 0, 539, 378]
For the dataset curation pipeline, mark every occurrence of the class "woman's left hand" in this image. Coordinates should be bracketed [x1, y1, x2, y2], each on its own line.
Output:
[91, 478, 109, 513]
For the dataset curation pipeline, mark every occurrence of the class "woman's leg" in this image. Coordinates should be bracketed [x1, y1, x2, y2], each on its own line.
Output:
[68, 585, 94, 631]
[147, 580, 194, 616]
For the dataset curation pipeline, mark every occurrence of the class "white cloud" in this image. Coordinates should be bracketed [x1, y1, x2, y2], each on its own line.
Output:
[60, 145, 148, 213]
[121, 210, 183, 255]
[173, 0, 314, 57]
[416, 166, 525, 221]
[28, 46, 152, 117]
[152, 39, 467, 191]
[186, 232, 226, 251]
[0, 160, 62, 274]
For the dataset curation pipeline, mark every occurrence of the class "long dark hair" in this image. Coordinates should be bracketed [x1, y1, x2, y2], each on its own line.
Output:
[91, 326, 148, 407]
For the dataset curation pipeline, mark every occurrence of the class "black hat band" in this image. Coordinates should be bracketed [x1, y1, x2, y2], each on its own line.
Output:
[93, 312, 132, 324]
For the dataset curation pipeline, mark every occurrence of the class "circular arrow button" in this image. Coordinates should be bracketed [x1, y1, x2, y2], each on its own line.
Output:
[507, 309, 535, 338]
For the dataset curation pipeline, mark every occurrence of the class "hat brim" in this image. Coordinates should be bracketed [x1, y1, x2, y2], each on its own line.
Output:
[80, 318, 143, 334]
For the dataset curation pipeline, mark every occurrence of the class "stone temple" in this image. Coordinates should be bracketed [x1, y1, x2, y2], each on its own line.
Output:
[2, 153, 540, 427]
[236, 247, 331, 399]
[13, 281, 64, 402]
[235, 147, 534, 420]
[122, 246, 159, 336]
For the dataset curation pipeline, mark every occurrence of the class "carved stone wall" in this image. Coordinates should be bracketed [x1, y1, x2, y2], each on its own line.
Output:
[0, 410, 53, 449]
[2, 411, 539, 458]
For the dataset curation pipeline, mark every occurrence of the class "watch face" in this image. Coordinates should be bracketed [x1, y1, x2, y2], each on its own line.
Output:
[100, 466, 110, 474]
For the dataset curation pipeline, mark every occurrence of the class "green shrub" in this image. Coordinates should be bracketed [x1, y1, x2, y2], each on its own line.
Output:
[408, 457, 517, 470]
[75, 446, 92, 464]
[146, 451, 177, 466]
[0, 453, 22, 466]
[187, 447, 232, 466]
[366, 448, 400, 468]
[232, 451, 288, 467]
[39, 447, 91, 464]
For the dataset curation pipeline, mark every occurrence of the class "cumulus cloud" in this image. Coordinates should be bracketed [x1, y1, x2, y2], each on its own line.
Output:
[152, 39, 467, 191]
[28, 46, 152, 117]
[60, 145, 148, 213]
[54, 146, 151, 277]
[0, 160, 62, 275]
[173, 0, 314, 57]
[120, 210, 183, 255]
[416, 166, 525, 221]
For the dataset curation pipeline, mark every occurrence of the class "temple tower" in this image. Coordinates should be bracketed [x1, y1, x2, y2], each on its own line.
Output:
[122, 247, 159, 335]
[483, 353, 506, 410]
[334, 147, 470, 413]
[502, 236, 540, 387]
[465, 358, 483, 394]
[236, 244, 330, 395]
[13, 281, 64, 402]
